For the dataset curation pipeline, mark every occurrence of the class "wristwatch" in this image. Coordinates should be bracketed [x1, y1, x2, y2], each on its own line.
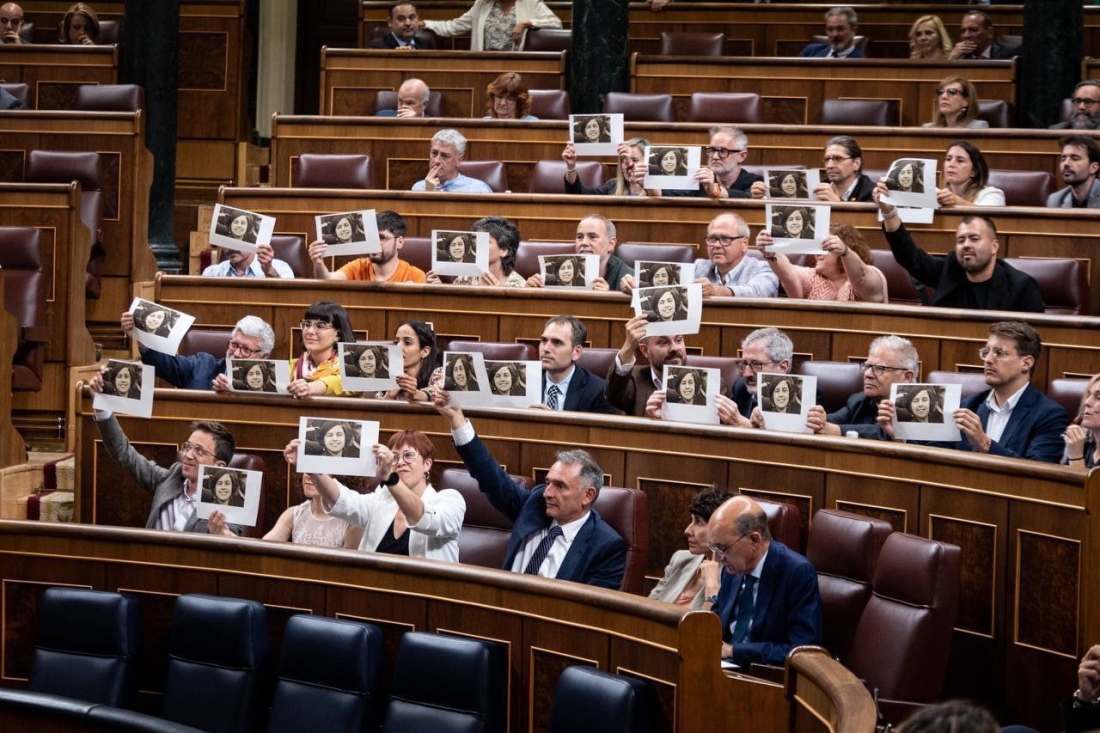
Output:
[705, 594, 720, 606]
[382, 471, 400, 487]
[1073, 689, 1100, 708]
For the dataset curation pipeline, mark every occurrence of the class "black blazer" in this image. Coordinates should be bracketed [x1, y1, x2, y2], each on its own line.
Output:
[368, 33, 436, 49]
[545, 365, 619, 414]
[827, 393, 887, 440]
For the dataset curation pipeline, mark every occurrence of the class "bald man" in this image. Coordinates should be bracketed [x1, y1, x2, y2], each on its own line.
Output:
[707, 496, 822, 666]
[0, 3, 25, 44]
[377, 78, 431, 118]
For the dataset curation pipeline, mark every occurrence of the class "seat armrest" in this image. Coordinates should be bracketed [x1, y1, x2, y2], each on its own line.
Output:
[21, 325, 50, 343]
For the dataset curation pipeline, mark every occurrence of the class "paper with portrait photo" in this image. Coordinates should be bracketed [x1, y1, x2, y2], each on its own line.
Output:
[764, 168, 820, 201]
[226, 358, 290, 395]
[126, 297, 195, 355]
[539, 253, 600, 289]
[758, 372, 816, 434]
[879, 158, 938, 210]
[431, 229, 490, 278]
[314, 209, 380, 257]
[338, 342, 400, 392]
[209, 203, 275, 254]
[485, 360, 541, 407]
[296, 417, 379, 477]
[92, 360, 154, 419]
[643, 145, 702, 190]
[570, 113, 623, 156]
[632, 283, 703, 337]
[661, 365, 720, 425]
[635, 261, 692, 288]
[442, 351, 492, 407]
[195, 465, 263, 528]
[764, 204, 831, 255]
[890, 382, 962, 442]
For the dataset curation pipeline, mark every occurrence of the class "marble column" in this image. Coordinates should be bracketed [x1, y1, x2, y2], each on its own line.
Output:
[121, 0, 182, 272]
[569, 0, 629, 114]
[1018, 0, 1081, 128]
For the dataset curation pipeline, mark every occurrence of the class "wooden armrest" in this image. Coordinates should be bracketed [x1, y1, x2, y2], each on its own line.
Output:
[21, 325, 50, 343]
[746, 662, 785, 683]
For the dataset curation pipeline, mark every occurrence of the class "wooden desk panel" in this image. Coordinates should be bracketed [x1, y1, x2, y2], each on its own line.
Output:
[72, 388, 1095, 731]
[319, 49, 567, 120]
[0, 44, 117, 109]
[0, 278, 26, 468]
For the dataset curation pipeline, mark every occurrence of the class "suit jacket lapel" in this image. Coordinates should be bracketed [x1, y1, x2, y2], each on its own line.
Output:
[750, 545, 781, 637]
[994, 385, 1036, 453]
[563, 365, 585, 411]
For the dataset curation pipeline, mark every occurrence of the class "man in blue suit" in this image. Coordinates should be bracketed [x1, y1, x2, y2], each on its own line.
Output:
[799, 7, 862, 59]
[438, 400, 627, 589]
[536, 315, 619, 414]
[707, 496, 822, 667]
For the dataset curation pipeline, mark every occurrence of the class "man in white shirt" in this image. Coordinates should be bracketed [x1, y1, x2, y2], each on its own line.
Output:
[535, 315, 617, 414]
[202, 242, 294, 279]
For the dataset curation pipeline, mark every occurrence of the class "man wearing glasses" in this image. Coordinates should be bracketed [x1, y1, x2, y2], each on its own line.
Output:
[663, 126, 762, 200]
[119, 312, 275, 390]
[201, 242, 294, 279]
[874, 183, 1045, 312]
[1051, 81, 1100, 131]
[805, 335, 917, 440]
[725, 328, 792, 427]
[310, 209, 427, 282]
[707, 495, 822, 667]
[690, 212, 777, 299]
[0, 3, 25, 44]
[1047, 135, 1100, 209]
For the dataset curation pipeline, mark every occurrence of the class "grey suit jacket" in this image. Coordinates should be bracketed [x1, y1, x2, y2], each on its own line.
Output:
[648, 550, 706, 609]
[1047, 179, 1100, 209]
[96, 415, 242, 534]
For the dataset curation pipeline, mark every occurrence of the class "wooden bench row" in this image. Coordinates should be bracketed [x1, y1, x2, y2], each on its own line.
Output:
[73, 387, 1098, 731]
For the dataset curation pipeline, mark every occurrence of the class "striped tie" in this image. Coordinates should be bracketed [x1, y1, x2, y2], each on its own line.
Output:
[524, 525, 563, 575]
[546, 384, 561, 410]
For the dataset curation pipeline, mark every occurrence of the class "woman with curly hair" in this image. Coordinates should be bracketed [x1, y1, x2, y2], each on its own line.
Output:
[484, 72, 537, 120]
[759, 223, 888, 303]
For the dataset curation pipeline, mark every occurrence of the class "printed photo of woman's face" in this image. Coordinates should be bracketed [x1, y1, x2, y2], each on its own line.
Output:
[558, 258, 575, 285]
[214, 472, 234, 504]
[245, 363, 265, 390]
[453, 357, 468, 388]
[651, 266, 671, 287]
[492, 364, 512, 394]
[773, 379, 791, 411]
[781, 173, 798, 196]
[583, 117, 601, 142]
[448, 235, 467, 262]
[358, 348, 378, 377]
[786, 209, 805, 238]
[144, 309, 166, 332]
[656, 290, 677, 320]
[229, 214, 249, 239]
[323, 424, 346, 456]
[114, 367, 133, 394]
[335, 216, 354, 242]
[910, 387, 931, 420]
[679, 371, 697, 402]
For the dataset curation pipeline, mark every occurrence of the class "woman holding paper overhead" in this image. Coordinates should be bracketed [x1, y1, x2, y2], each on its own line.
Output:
[562, 138, 659, 197]
[1063, 374, 1100, 470]
[289, 300, 356, 398]
[936, 141, 1005, 207]
[421, 0, 561, 52]
[283, 429, 465, 561]
[758, 223, 887, 303]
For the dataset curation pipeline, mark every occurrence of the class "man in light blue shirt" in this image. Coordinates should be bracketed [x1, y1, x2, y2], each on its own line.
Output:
[411, 129, 493, 193]
[692, 212, 778, 298]
[202, 243, 294, 279]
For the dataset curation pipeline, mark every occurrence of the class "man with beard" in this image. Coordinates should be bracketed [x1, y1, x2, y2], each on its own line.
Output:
[798, 7, 863, 58]
[874, 182, 1044, 312]
[1047, 135, 1100, 209]
[752, 136, 875, 203]
[605, 314, 688, 415]
[309, 209, 427, 282]
[1051, 80, 1100, 131]
[660, 126, 763, 200]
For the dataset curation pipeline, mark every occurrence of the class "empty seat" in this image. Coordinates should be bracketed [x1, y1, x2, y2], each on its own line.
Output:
[805, 509, 892, 661]
[267, 614, 384, 733]
[529, 89, 570, 120]
[602, 93, 675, 123]
[457, 160, 508, 192]
[987, 169, 1054, 207]
[72, 84, 144, 112]
[685, 92, 761, 124]
[97, 19, 122, 44]
[161, 594, 270, 733]
[615, 242, 697, 267]
[978, 99, 1012, 128]
[576, 347, 618, 379]
[514, 240, 575, 278]
[819, 99, 897, 127]
[177, 328, 232, 358]
[0, 82, 30, 109]
[846, 533, 961, 726]
[529, 160, 603, 193]
[927, 370, 988, 401]
[1003, 257, 1088, 314]
[521, 28, 571, 52]
[1048, 377, 1089, 419]
[756, 497, 804, 554]
[375, 90, 443, 118]
[659, 31, 725, 57]
[382, 632, 507, 733]
[0, 227, 49, 391]
[439, 468, 523, 569]
[547, 666, 656, 733]
[295, 153, 375, 189]
[398, 236, 432, 273]
[797, 361, 863, 414]
[446, 340, 536, 360]
[870, 249, 925, 306]
[593, 486, 649, 593]
[28, 587, 141, 707]
[269, 234, 310, 278]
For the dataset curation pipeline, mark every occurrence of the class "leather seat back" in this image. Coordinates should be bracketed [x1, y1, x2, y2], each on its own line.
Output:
[0, 226, 48, 390]
[528, 89, 570, 120]
[528, 160, 602, 193]
[594, 487, 649, 593]
[295, 153, 374, 189]
[796, 361, 863, 414]
[547, 666, 656, 733]
[73, 84, 144, 112]
[457, 160, 508, 192]
[602, 93, 675, 122]
[439, 468, 522, 569]
[685, 92, 761, 124]
[1002, 256, 1087, 314]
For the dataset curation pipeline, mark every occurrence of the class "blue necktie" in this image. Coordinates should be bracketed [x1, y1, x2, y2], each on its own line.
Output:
[524, 525, 563, 575]
[546, 384, 561, 410]
[732, 576, 757, 643]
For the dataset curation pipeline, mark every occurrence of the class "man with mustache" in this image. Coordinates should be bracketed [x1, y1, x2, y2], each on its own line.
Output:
[1047, 135, 1100, 209]
[1051, 80, 1100, 131]
[873, 182, 1045, 312]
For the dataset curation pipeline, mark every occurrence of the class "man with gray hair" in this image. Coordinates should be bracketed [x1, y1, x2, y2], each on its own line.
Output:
[664, 125, 763, 200]
[435, 398, 627, 588]
[1051, 80, 1100, 131]
[412, 128, 492, 192]
[728, 327, 794, 427]
[120, 312, 275, 390]
[799, 7, 862, 58]
[377, 77, 432, 117]
[528, 214, 634, 291]
[806, 335, 918, 439]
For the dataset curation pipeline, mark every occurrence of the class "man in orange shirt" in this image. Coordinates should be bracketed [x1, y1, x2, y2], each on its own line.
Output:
[309, 209, 427, 282]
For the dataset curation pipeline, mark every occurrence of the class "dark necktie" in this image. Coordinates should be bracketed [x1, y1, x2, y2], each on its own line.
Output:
[732, 576, 757, 643]
[524, 525, 563, 575]
[546, 384, 561, 410]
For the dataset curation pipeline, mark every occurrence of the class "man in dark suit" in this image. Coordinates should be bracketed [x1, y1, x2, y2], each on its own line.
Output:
[438, 401, 627, 589]
[798, 7, 863, 59]
[1051, 81, 1100, 131]
[605, 314, 687, 416]
[538, 315, 618, 414]
[708, 495, 822, 667]
[369, 2, 435, 49]
[949, 11, 1018, 60]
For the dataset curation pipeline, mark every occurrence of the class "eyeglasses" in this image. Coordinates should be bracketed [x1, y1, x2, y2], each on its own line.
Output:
[493, 95, 517, 104]
[228, 340, 261, 357]
[1072, 97, 1100, 107]
[704, 234, 746, 247]
[703, 146, 743, 159]
[708, 534, 748, 558]
[394, 449, 420, 464]
[180, 442, 214, 460]
[299, 320, 335, 332]
[979, 346, 1016, 360]
[859, 363, 908, 376]
[822, 155, 852, 164]
[737, 359, 777, 372]
[935, 87, 967, 98]
[0, 16, 23, 26]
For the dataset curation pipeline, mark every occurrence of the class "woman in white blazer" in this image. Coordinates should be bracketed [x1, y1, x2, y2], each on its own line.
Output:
[422, 0, 562, 52]
[648, 489, 733, 609]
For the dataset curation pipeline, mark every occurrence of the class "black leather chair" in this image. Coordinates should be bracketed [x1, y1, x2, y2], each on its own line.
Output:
[267, 614, 384, 733]
[73, 84, 144, 112]
[161, 594, 270, 733]
[0, 688, 206, 731]
[28, 587, 141, 708]
[547, 666, 656, 733]
[97, 19, 122, 44]
[819, 99, 897, 127]
[382, 632, 507, 733]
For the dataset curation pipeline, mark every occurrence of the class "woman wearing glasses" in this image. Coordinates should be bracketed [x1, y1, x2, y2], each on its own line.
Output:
[924, 76, 988, 129]
[289, 300, 356, 398]
[283, 426, 465, 561]
[757, 223, 888, 303]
